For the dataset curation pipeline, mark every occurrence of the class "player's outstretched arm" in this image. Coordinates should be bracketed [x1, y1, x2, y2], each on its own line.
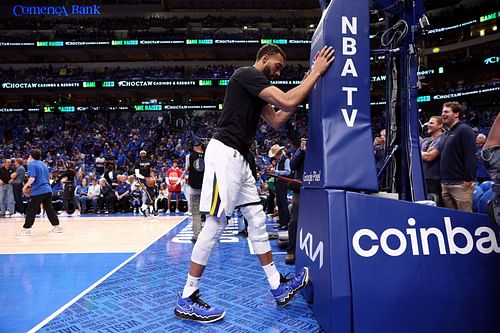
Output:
[258, 46, 334, 113]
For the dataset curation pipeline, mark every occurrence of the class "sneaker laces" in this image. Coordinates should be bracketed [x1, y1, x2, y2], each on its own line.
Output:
[280, 273, 292, 283]
[190, 290, 211, 309]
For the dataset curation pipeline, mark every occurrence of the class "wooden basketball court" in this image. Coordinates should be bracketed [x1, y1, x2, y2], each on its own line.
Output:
[0, 215, 184, 254]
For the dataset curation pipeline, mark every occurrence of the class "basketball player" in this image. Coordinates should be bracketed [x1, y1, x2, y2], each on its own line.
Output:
[134, 150, 153, 182]
[134, 150, 153, 216]
[174, 43, 335, 322]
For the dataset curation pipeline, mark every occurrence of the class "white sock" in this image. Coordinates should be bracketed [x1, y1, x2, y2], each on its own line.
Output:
[182, 274, 200, 298]
[262, 261, 281, 290]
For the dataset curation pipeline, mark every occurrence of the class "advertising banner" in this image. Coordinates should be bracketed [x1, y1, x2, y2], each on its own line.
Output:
[297, 189, 500, 332]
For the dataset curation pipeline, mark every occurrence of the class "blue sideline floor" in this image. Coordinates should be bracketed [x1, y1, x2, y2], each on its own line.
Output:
[0, 217, 320, 333]
[0, 253, 133, 333]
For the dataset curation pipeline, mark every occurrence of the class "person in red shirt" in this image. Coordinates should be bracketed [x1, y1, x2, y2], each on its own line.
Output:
[166, 159, 183, 214]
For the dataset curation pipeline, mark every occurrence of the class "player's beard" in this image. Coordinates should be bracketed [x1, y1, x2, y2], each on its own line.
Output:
[263, 63, 274, 79]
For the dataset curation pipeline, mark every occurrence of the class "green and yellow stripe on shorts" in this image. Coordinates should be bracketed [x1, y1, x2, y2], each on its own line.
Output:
[209, 174, 221, 216]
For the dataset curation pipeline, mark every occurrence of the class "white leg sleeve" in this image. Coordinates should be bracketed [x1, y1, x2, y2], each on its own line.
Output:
[241, 204, 271, 255]
[190, 212, 228, 266]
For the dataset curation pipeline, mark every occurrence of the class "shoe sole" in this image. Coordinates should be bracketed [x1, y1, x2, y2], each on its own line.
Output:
[276, 267, 310, 307]
[174, 308, 225, 323]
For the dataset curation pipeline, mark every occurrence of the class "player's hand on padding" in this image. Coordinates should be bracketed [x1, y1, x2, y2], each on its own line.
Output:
[312, 46, 335, 76]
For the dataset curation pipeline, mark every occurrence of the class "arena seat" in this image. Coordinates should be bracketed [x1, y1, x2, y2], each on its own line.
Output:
[479, 180, 494, 192]
[473, 185, 484, 212]
[477, 189, 494, 214]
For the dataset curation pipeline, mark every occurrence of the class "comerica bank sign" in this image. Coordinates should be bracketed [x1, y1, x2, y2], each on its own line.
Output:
[12, 5, 102, 17]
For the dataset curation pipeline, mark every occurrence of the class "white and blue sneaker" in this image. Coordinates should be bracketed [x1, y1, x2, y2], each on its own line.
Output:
[174, 290, 225, 323]
[271, 267, 309, 306]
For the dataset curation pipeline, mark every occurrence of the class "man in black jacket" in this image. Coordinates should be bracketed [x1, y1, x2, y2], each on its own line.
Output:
[438, 101, 476, 212]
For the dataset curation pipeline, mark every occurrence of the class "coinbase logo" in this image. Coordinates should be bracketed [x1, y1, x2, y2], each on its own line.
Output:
[352, 217, 500, 257]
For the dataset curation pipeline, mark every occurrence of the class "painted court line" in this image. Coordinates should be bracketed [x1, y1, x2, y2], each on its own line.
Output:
[27, 217, 187, 333]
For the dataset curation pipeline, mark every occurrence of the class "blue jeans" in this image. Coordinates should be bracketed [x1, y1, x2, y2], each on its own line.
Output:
[0, 184, 15, 215]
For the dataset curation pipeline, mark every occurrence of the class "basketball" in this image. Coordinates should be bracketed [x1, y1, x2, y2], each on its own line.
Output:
[146, 177, 156, 187]
[23, 186, 31, 197]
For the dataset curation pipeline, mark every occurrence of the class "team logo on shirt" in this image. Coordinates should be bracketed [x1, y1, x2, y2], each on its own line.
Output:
[193, 158, 205, 172]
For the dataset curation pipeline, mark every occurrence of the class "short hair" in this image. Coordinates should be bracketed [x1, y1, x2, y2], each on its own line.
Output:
[430, 115, 443, 125]
[443, 101, 464, 118]
[15, 158, 23, 165]
[256, 44, 286, 61]
[30, 149, 42, 160]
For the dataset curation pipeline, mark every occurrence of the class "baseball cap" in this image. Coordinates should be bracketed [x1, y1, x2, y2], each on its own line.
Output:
[192, 136, 202, 146]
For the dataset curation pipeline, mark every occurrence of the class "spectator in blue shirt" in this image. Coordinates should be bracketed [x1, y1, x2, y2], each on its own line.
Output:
[17, 149, 62, 236]
[115, 175, 131, 212]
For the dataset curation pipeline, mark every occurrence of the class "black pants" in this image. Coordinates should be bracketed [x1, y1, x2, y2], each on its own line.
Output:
[154, 197, 168, 211]
[426, 179, 442, 206]
[288, 191, 300, 253]
[99, 195, 116, 212]
[275, 180, 290, 227]
[116, 195, 130, 212]
[266, 189, 275, 214]
[24, 192, 60, 229]
[63, 184, 77, 212]
[12, 183, 24, 214]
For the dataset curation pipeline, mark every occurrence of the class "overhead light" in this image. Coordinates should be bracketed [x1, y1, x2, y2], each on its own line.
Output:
[493, 26, 498, 31]
[479, 29, 485, 36]
[309, 24, 315, 28]
[243, 26, 248, 29]
[378, 17, 384, 22]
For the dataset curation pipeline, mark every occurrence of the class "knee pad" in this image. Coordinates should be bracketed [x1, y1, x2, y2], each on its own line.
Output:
[191, 214, 227, 265]
[241, 204, 271, 255]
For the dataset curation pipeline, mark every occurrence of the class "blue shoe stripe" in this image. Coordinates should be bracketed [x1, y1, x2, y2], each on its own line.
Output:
[273, 267, 309, 306]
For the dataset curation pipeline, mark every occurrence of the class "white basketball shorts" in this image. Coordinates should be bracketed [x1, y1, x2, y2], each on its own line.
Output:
[200, 139, 261, 217]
